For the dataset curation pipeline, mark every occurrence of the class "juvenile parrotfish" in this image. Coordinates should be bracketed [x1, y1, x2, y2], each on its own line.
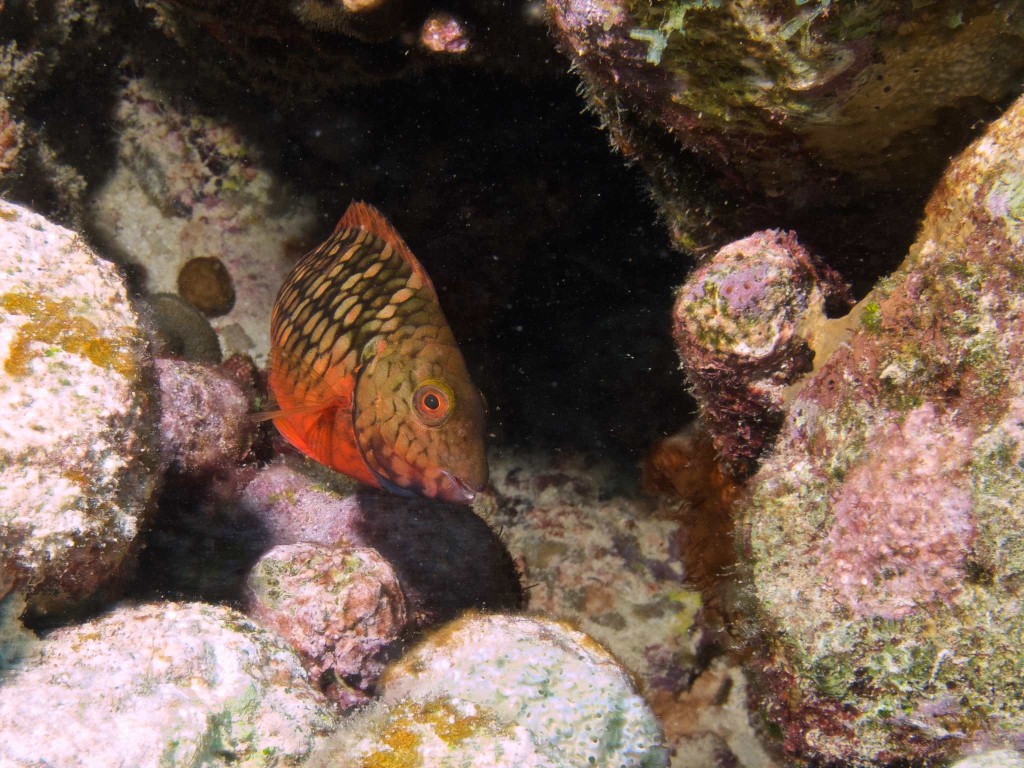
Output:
[264, 202, 487, 504]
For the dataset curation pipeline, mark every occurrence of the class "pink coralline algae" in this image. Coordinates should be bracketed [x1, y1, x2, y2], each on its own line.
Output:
[672, 230, 850, 475]
[823, 404, 974, 619]
[246, 542, 408, 709]
[732, 91, 1024, 765]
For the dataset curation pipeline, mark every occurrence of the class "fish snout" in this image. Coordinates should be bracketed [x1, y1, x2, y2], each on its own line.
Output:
[438, 470, 484, 505]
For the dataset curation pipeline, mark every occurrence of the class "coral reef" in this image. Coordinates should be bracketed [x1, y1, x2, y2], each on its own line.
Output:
[547, 0, 1024, 261]
[155, 357, 254, 474]
[672, 230, 852, 474]
[87, 72, 319, 365]
[735, 91, 1024, 764]
[0, 200, 158, 618]
[245, 542, 408, 709]
[0, 601, 336, 766]
[307, 695, 571, 768]
[381, 612, 670, 768]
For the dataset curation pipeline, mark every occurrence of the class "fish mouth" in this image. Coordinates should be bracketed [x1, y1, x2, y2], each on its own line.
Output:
[440, 471, 482, 505]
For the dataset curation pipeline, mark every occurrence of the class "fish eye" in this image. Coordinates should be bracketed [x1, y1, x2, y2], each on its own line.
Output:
[413, 380, 453, 427]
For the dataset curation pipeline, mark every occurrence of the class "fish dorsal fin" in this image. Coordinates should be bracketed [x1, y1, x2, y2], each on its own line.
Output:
[335, 202, 436, 294]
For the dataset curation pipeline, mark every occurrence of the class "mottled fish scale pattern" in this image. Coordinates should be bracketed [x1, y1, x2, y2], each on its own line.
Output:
[266, 201, 487, 504]
[271, 227, 450, 401]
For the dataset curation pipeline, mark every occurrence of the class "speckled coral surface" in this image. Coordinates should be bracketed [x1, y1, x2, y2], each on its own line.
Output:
[382, 612, 669, 768]
[307, 696, 572, 768]
[0, 199, 158, 615]
[0, 601, 336, 767]
[738, 92, 1024, 765]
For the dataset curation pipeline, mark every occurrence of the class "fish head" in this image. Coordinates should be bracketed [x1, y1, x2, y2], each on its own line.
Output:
[353, 334, 488, 505]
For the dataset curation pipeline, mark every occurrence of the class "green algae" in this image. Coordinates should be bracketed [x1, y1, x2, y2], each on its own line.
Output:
[860, 301, 882, 334]
[1, 291, 137, 379]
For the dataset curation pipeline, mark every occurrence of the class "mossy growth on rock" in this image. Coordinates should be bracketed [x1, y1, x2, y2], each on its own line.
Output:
[736, 93, 1024, 765]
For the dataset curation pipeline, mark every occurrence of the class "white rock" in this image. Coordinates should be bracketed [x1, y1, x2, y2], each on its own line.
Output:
[0, 601, 336, 767]
[382, 613, 669, 768]
[0, 199, 158, 615]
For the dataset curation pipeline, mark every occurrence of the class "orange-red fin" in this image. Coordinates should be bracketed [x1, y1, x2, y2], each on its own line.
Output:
[250, 402, 331, 424]
[334, 201, 436, 294]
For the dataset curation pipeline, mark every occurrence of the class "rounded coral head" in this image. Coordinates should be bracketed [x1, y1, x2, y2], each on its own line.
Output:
[353, 331, 487, 504]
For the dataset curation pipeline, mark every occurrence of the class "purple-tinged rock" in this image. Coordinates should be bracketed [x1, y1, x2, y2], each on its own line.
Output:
[245, 542, 408, 709]
[737, 91, 1024, 765]
[672, 230, 850, 475]
[155, 357, 254, 475]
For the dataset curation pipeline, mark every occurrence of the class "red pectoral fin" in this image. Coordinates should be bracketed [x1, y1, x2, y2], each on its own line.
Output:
[272, 403, 380, 488]
[266, 349, 379, 487]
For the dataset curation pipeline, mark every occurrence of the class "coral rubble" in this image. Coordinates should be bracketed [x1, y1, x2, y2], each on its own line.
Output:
[87, 72, 319, 365]
[486, 450, 698, 699]
[737, 91, 1024, 765]
[0, 200, 158, 618]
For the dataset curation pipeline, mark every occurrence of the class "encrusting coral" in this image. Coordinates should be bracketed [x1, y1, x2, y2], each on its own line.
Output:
[733, 89, 1024, 765]
[177, 255, 236, 317]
